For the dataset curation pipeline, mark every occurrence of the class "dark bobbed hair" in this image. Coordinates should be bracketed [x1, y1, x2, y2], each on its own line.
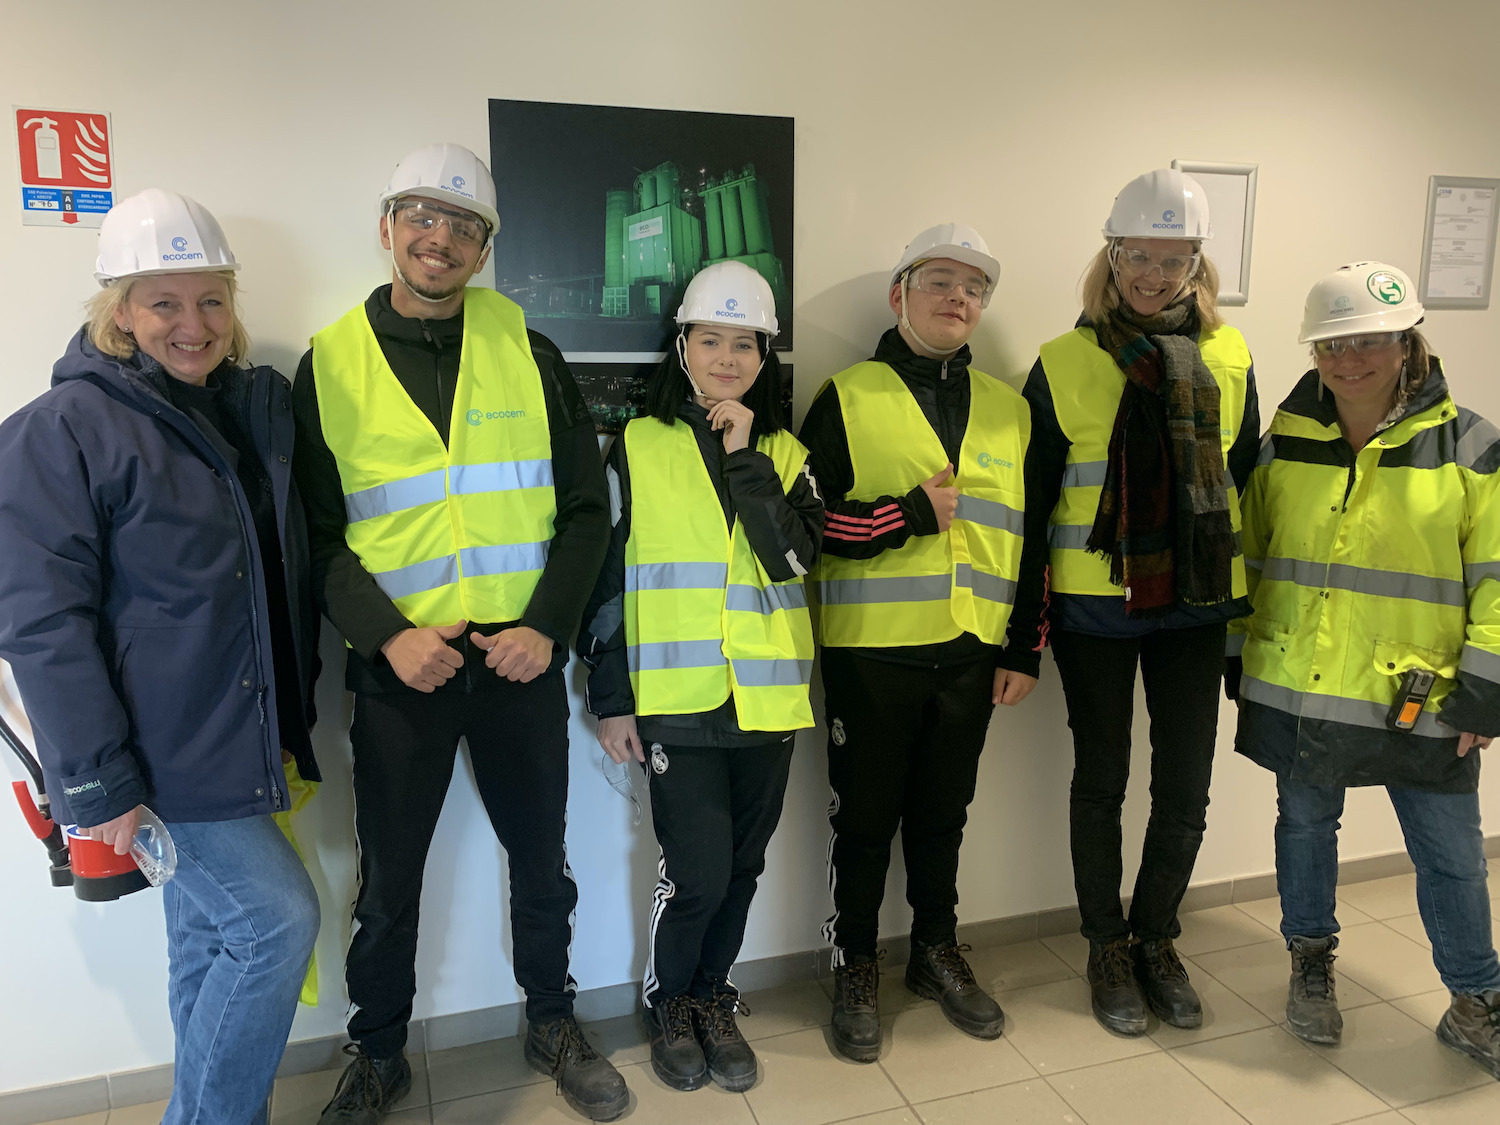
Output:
[644, 324, 788, 446]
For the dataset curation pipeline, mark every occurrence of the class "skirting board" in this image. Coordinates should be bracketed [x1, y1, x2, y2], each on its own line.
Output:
[4, 837, 1496, 1125]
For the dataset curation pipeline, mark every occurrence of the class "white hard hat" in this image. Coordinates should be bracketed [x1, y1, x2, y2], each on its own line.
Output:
[1299, 261, 1424, 343]
[889, 223, 1001, 307]
[379, 143, 500, 234]
[94, 189, 240, 287]
[676, 260, 778, 337]
[1103, 169, 1213, 241]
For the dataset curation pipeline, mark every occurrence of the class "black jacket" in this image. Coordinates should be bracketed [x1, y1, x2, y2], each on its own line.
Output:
[797, 327, 1046, 676]
[578, 399, 824, 747]
[0, 332, 319, 827]
[292, 286, 610, 694]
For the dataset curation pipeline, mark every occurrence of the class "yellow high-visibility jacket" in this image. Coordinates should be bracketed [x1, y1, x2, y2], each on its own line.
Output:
[811, 361, 1030, 648]
[1234, 363, 1500, 792]
[313, 289, 556, 628]
[624, 419, 815, 732]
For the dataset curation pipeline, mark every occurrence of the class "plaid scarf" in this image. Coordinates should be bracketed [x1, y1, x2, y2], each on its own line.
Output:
[1085, 301, 1236, 616]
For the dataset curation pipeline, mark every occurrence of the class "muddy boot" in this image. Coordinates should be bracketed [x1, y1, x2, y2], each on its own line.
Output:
[642, 995, 709, 1092]
[905, 940, 1005, 1039]
[317, 1045, 412, 1125]
[524, 1015, 630, 1120]
[1436, 989, 1500, 1080]
[1286, 935, 1342, 1046]
[1134, 937, 1202, 1029]
[692, 991, 758, 1092]
[1087, 938, 1147, 1036]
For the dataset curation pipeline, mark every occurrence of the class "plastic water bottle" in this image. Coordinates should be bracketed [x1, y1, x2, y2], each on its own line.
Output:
[131, 807, 177, 887]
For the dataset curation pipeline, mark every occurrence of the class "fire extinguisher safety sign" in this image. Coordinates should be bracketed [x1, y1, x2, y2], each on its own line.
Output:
[14, 106, 115, 228]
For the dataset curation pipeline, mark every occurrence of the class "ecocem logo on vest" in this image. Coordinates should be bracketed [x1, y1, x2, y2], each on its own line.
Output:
[162, 235, 204, 263]
[716, 297, 747, 321]
[467, 408, 527, 425]
[1152, 208, 1184, 231]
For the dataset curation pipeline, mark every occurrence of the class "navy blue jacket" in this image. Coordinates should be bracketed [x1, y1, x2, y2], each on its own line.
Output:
[0, 330, 320, 827]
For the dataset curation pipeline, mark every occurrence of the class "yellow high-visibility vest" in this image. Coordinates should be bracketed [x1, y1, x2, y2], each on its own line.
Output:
[1239, 370, 1500, 738]
[623, 418, 814, 732]
[313, 288, 556, 627]
[811, 361, 1029, 648]
[1038, 324, 1250, 600]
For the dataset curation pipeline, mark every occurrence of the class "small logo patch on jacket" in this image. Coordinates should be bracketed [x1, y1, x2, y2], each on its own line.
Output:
[650, 744, 669, 775]
[830, 718, 847, 746]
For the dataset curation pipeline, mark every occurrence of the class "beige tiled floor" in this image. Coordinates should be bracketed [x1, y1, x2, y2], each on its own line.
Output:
[30, 871, 1500, 1124]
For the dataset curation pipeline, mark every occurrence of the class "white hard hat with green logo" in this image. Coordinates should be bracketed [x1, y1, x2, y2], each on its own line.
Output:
[1299, 261, 1424, 343]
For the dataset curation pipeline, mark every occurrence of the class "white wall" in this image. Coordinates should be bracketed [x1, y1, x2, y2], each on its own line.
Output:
[3, 0, 1499, 1094]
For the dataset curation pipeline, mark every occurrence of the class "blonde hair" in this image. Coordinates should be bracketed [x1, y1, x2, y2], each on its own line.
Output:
[1079, 240, 1223, 333]
[84, 271, 250, 365]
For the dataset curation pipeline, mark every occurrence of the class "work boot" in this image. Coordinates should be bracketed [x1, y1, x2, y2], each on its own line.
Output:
[905, 940, 1005, 1039]
[831, 956, 882, 1061]
[1134, 937, 1202, 1029]
[524, 1015, 630, 1120]
[1436, 989, 1500, 1080]
[1087, 938, 1148, 1036]
[1286, 935, 1342, 1045]
[692, 991, 759, 1092]
[642, 994, 709, 1091]
[317, 1044, 411, 1125]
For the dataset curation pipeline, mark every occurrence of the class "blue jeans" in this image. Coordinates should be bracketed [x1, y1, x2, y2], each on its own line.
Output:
[161, 815, 320, 1125]
[1275, 773, 1500, 995]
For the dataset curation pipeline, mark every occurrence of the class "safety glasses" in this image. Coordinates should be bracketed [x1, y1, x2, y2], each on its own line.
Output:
[906, 263, 988, 303]
[1313, 332, 1404, 359]
[390, 199, 489, 247]
[1111, 245, 1200, 282]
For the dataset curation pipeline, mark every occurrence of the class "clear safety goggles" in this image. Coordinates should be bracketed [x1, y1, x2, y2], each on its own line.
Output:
[1312, 331, 1404, 359]
[1111, 245, 1200, 282]
[906, 262, 989, 304]
[390, 199, 489, 247]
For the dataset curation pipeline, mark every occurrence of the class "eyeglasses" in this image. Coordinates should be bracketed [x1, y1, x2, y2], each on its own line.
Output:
[391, 199, 489, 246]
[1112, 246, 1200, 281]
[906, 263, 989, 303]
[1313, 332, 1403, 359]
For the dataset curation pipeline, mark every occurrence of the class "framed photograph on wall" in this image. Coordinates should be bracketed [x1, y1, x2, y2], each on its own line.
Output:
[488, 99, 795, 432]
[1418, 176, 1498, 309]
[1171, 160, 1258, 306]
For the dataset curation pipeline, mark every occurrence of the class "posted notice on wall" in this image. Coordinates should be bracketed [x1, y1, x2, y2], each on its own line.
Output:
[1424, 183, 1496, 300]
[14, 106, 114, 228]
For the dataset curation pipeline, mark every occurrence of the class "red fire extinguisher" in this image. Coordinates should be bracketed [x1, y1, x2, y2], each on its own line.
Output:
[4, 712, 152, 900]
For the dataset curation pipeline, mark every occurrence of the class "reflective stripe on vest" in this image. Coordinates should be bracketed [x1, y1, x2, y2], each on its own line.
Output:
[1037, 325, 1250, 599]
[1238, 378, 1500, 735]
[623, 419, 815, 732]
[811, 361, 1029, 647]
[312, 288, 556, 628]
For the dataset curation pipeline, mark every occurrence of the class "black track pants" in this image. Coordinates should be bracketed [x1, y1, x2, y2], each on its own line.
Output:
[641, 737, 794, 1005]
[820, 649, 996, 961]
[1050, 624, 1225, 944]
[344, 669, 578, 1057]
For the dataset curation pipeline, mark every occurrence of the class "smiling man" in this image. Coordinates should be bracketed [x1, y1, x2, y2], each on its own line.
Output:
[798, 224, 1048, 1061]
[292, 143, 624, 1123]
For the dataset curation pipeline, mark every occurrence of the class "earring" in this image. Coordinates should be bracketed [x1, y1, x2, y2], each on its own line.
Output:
[1398, 359, 1409, 395]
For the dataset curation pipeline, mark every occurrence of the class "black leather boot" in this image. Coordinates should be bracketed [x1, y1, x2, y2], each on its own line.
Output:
[905, 940, 1005, 1039]
[317, 1044, 412, 1125]
[1436, 989, 1500, 1079]
[1087, 938, 1147, 1036]
[831, 956, 882, 1062]
[642, 995, 709, 1091]
[1134, 937, 1202, 1029]
[524, 1015, 630, 1120]
[692, 991, 759, 1091]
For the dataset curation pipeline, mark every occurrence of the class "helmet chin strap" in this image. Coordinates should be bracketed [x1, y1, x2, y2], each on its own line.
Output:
[899, 273, 951, 357]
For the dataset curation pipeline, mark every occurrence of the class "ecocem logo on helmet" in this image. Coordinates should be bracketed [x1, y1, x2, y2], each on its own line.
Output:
[162, 234, 204, 263]
[716, 296, 747, 320]
[1152, 208, 1184, 231]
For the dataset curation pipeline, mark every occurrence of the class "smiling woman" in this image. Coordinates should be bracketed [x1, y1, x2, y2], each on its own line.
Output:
[0, 188, 321, 1125]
